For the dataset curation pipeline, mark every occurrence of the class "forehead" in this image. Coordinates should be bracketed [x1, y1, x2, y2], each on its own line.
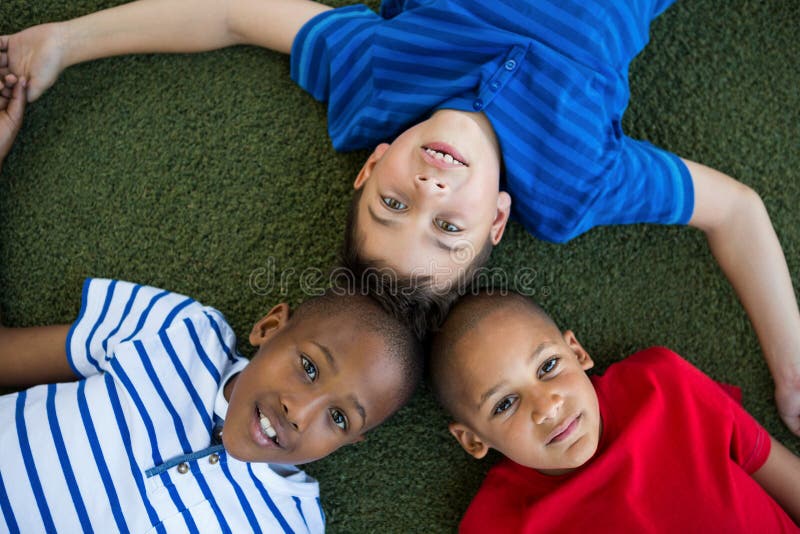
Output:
[449, 306, 558, 391]
[289, 311, 404, 423]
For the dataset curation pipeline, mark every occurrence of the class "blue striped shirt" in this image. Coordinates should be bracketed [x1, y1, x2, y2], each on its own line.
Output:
[0, 279, 324, 533]
[291, 0, 694, 243]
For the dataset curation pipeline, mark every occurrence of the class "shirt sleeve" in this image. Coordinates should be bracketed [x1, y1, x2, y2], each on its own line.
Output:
[290, 5, 383, 150]
[65, 278, 204, 378]
[640, 348, 771, 474]
[558, 137, 694, 242]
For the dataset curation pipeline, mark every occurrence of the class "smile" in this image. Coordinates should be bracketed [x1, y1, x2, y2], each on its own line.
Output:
[546, 413, 581, 445]
[257, 406, 280, 446]
[424, 147, 465, 166]
[422, 143, 468, 166]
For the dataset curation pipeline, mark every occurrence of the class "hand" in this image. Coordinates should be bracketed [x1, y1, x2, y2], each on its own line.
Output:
[775, 367, 800, 437]
[1, 23, 67, 103]
[0, 73, 26, 165]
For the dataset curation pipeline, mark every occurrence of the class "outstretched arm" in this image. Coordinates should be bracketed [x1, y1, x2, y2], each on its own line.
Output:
[685, 158, 800, 436]
[751, 436, 800, 525]
[0, 323, 77, 387]
[2, 0, 331, 102]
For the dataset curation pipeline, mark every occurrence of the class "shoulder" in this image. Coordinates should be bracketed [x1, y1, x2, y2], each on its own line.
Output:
[460, 459, 538, 533]
[607, 346, 696, 379]
[599, 347, 726, 406]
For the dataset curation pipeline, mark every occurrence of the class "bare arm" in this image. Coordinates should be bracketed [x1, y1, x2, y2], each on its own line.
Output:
[751, 436, 800, 525]
[61, 0, 330, 62]
[685, 158, 800, 436]
[3, 0, 331, 101]
[0, 323, 78, 387]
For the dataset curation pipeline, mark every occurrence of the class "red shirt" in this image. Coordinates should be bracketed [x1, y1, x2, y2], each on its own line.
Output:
[460, 348, 797, 533]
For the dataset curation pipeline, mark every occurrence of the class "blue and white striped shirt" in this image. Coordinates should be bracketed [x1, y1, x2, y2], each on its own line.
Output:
[0, 279, 324, 533]
[290, 0, 694, 243]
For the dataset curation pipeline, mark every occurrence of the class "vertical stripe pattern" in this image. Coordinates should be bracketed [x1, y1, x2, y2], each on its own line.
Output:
[1, 279, 322, 533]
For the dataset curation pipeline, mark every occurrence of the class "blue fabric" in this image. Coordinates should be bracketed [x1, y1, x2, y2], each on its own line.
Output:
[291, 0, 694, 243]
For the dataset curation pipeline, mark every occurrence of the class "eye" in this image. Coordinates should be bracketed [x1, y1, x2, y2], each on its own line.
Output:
[382, 197, 407, 210]
[435, 219, 461, 233]
[492, 396, 516, 416]
[300, 354, 317, 381]
[538, 357, 559, 378]
[330, 408, 348, 431]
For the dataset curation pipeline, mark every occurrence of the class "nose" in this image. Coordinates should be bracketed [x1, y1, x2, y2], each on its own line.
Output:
[281, 392, 327, 432]
[415, 173, 447, 191]
[530, 391, 563, 425]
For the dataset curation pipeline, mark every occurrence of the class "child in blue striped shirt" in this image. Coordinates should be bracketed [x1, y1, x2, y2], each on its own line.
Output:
[2, 0, 799, 436]
[0, 278, 422, 532]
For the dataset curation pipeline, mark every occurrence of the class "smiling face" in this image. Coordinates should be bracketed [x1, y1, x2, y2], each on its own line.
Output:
[222, 302, 406, 465]
[352, 109, 511, 290]
[443, 304, 601, 475]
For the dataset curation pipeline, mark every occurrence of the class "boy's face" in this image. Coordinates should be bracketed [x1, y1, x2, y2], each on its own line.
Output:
[446, 307, 601, 475]
[223, 303, 403, 465]
[353, 110, 512, 289]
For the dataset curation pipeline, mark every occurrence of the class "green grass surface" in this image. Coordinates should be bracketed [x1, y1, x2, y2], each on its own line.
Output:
[1, 1, 799, 532]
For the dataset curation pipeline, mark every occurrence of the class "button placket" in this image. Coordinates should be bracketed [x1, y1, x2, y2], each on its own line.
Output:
[475, 45, 526, 112]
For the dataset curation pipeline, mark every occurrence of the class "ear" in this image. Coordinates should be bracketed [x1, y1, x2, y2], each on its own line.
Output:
[489, 191, 512, 244]
[562, 330, 594, 371]
[449, 422, 490, 459]
[353, 143, 391, 190]
[249, 303, 291, 346]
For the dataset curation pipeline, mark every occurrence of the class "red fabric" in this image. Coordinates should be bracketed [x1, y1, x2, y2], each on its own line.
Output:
[460, 348, 797, 533]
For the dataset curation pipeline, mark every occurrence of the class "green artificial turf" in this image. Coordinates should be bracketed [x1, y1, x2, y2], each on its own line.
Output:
[1, 1, 798, 531]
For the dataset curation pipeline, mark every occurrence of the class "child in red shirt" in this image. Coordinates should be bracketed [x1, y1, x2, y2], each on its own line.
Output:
[430, 292, 800, 532]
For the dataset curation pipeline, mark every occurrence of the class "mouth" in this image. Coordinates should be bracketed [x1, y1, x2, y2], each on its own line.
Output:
[421, 143, 468, 167]
[546, 413, 581, 446]
[252, 405, 282, 448]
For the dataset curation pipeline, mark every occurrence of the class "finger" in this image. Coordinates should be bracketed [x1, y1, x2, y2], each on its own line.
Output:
[1, 72, 18, 90]
[1, 87, 11, 99]
[0, 36, 7, 51]
[0, 51, 7, 68]
[6, 78, 26, 123]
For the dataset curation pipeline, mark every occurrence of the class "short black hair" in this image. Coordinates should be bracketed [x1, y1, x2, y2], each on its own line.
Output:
[342, 187, 494, 340]
[293, 278, 425, 414]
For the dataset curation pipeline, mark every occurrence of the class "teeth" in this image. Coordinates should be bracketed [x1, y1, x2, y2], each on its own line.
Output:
[257, 408, 277, 440]
[425, 148, 464, 165]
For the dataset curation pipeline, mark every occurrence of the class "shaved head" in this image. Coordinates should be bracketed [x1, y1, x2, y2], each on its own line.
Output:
[430, 291, 560, 418]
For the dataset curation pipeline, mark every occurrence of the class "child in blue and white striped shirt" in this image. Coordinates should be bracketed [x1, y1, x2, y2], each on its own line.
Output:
[2, 0, 798, 436]
[0, 278, 422, 532]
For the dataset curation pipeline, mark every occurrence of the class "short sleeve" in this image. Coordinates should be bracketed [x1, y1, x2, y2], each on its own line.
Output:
[633, 348, 771, 474]
[66, 279, 204, 378]
[725, 386, 771, 474]
[290, 5, 382, 150]
[581, 137, 694, 235]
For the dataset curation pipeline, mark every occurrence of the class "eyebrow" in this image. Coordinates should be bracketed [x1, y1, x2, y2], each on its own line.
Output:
[476, 341, 553, 410]
[367, 204, 460, 254]
[312, 341, 366, 430]
[350, 394, 367, 431]
[312, 341, 338, 373]
[367, 204, 398, 228]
